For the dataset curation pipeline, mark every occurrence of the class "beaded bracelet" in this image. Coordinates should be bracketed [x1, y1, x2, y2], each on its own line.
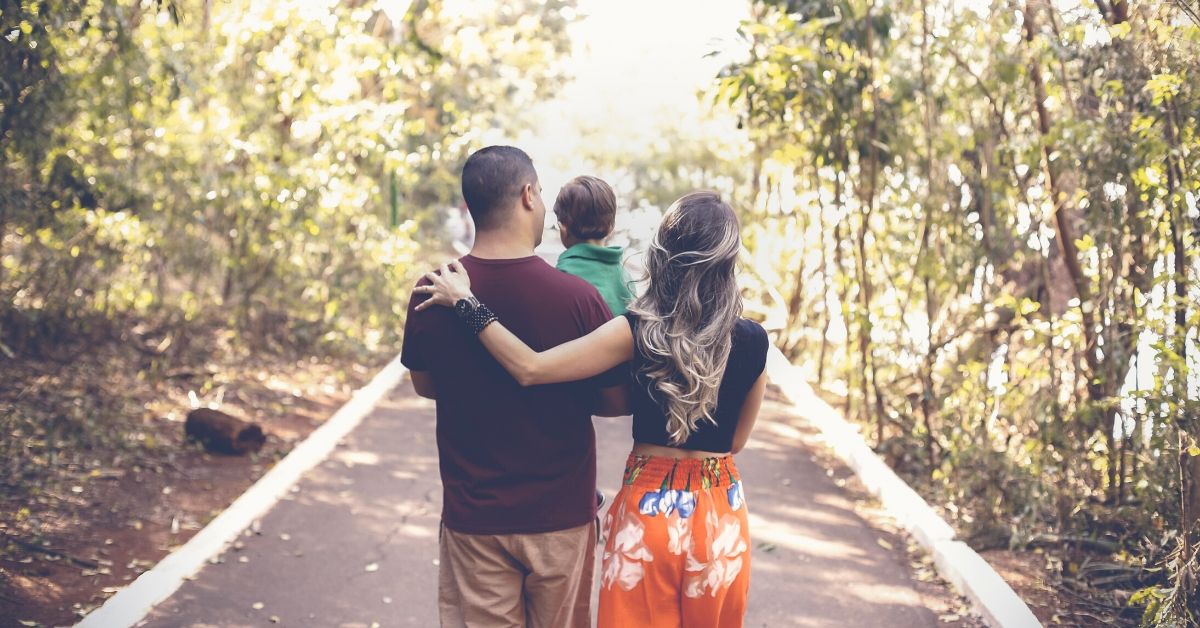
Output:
[454, 298, 498, 335]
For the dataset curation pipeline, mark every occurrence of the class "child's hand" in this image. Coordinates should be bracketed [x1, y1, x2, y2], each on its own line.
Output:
[413, 260, 474, 311]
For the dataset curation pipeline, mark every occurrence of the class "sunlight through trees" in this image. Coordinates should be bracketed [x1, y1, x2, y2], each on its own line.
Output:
[719, 1, 1199, 621]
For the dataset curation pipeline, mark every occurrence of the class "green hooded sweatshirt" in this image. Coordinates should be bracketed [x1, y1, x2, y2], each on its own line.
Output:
[556, 243, 634, 316]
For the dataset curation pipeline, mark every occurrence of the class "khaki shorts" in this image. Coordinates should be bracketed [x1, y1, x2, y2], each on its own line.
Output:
[438, 521, 596, 628]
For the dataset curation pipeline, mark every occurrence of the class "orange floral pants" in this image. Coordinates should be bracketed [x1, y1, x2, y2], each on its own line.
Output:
[598, 454, 751, 628]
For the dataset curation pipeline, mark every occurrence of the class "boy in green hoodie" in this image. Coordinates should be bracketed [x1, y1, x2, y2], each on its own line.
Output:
[553, 175, 634, 315]
[554, 175, 630, 519]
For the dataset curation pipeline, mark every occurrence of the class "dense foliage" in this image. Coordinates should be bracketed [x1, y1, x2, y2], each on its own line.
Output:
[0, 0, 571, 480]
[719, 0, 1199, 622]
[1, 0, 570, 349]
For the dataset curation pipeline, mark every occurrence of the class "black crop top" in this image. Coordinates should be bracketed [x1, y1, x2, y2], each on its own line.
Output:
[624, 313, 770, 453]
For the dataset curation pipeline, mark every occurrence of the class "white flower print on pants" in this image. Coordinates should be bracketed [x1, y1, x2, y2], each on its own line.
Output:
[683, 508, 748, 598]
[601, 503, 654, 591]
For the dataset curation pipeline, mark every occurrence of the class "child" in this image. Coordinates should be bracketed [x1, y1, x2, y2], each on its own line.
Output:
[553, 175, 634, 316]
[554, 175, 631, 525]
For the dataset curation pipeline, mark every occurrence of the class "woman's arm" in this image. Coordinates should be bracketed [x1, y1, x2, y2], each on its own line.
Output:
[730, 371, 767, 454]
[414, 261, 634, 386]
[477, 316, 633, 385]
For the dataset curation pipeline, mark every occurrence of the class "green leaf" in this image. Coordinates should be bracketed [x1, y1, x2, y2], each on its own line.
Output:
[1145, 73, 1182, 106]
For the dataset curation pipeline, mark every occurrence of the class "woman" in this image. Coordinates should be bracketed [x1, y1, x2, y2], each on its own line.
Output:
[415, 190, 769, 628]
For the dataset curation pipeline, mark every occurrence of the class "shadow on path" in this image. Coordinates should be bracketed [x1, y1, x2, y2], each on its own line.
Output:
[146, 385, 442, 627]
[730, 396, 940, 627]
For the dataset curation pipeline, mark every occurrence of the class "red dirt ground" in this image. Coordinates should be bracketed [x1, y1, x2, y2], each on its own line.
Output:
[0, 343, 376, 628]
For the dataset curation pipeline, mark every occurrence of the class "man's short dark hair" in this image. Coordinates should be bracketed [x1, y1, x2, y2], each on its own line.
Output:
[461, 146, 537, 231]
[553, 175, 617, 240]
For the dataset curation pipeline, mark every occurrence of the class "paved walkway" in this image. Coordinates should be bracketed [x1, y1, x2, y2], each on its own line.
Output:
[145, 380, 943, 627]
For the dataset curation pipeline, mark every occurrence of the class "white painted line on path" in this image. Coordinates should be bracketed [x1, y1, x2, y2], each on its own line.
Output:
[934, 540, 1044, 628]
[765, 347, 1041, 628]
[77, 354, 409, 628]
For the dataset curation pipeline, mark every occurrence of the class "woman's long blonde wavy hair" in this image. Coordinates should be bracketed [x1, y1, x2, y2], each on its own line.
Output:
[627, 191, 743, 445]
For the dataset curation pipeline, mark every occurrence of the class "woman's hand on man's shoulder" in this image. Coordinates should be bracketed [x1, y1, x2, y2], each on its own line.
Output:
[413, 259, 474, 311]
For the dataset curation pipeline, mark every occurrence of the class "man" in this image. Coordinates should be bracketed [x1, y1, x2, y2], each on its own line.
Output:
[401, 146, 627, 628]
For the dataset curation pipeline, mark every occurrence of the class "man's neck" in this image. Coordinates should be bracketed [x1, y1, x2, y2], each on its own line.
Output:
[470, 231, 535, 260]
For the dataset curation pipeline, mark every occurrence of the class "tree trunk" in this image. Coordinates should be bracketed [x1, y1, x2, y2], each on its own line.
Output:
[833, 170, 855, 420]
[1177, 430, 1200, 613]
[816, 170, 832, 388]
[859, 3, 886, 445]
[1168, 107, 1196, 591]
[855, 207, 874, 437]
[784, 197, 810, 356]
[0, 211, 6, 306]
[919, 0, 939, 472]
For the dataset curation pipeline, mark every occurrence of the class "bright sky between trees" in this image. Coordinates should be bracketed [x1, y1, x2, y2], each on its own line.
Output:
[497, 0, 751, 207]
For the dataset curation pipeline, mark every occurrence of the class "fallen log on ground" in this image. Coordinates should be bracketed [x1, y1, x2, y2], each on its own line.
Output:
[185, 408, 266, 455]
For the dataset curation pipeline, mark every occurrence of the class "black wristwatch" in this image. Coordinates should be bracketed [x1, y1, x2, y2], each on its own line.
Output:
[454, 296, 482, 318]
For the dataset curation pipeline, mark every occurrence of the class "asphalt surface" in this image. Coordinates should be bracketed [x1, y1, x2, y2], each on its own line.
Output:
[143, 380, 943, 627]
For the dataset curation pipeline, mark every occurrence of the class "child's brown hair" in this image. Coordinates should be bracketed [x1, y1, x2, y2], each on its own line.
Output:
[553, 175, 617, 241]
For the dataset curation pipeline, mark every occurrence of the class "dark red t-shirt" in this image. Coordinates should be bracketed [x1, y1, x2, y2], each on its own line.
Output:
[401, 254, 616, 534]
